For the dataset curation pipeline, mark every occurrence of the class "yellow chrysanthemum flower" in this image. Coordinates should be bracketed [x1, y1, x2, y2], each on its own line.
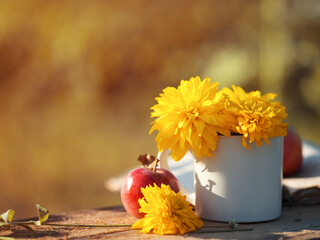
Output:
[150, 76, 232, 161]
[132, 183, 203, 235]
[222, 85, 288, 148]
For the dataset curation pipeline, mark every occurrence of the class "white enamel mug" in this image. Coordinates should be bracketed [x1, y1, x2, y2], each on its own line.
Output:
[158, 135, 283, 223]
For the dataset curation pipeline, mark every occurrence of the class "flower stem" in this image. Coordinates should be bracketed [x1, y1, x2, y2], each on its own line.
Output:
[195, 228, 253, 234]
[11, 221, 132, 228]
[42, 223, 132, 228]
[202, 220, 238, 229]
[0, 237, 16, 240]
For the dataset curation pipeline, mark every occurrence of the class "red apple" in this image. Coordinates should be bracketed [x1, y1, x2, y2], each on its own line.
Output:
[283, 127, 303, 177]
[121, 154, 180, 219]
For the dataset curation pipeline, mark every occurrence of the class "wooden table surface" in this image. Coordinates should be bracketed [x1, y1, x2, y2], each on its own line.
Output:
[1, 204, 320, 239]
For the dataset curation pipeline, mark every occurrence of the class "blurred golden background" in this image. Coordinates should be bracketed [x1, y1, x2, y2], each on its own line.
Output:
[0, 0, 319, 218]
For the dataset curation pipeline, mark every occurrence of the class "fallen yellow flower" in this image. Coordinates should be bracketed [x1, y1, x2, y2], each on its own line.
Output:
[132, 183, 203, 235]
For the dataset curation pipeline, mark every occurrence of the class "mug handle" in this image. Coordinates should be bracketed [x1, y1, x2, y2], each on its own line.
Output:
[157, 149, 195, 205]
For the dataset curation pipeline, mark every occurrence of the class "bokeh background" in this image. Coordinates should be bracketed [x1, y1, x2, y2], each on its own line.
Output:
[1, 0, 319, 218]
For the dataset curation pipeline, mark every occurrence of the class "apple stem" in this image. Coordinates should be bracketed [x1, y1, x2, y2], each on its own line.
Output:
[153, 158, 159, 172]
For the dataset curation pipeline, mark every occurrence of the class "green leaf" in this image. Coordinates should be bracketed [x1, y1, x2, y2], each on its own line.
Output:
[0, 209, 15, 224]
[34, 204, 49, 225]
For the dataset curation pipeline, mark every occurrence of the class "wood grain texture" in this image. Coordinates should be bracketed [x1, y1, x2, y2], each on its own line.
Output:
[1, 205, 320, 239]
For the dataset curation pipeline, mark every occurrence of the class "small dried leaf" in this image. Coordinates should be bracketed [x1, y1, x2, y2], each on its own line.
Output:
[34, 204, 49, 225]
[138, 154, 159, 170]
[0, 209, 15, 224]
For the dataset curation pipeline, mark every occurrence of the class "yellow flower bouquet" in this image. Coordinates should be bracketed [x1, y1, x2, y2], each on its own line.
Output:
[150, 76, 288, 223]
[150, 76, 288, 161]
